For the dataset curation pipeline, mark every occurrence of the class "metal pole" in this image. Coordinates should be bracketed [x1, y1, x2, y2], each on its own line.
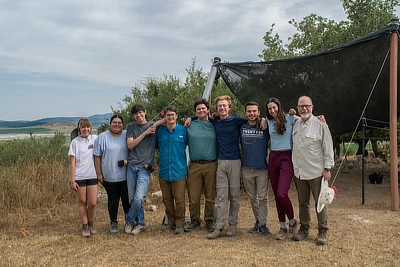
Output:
[361, 117, 366, 205]
[202, 57, 221, 100]
[389, 19, 399, 211]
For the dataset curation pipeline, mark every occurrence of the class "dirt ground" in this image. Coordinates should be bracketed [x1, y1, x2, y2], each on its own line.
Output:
[1, 166, 399, 267]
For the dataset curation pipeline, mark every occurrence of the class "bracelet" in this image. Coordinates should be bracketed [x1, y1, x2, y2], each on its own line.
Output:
[69, 181, 75, 184]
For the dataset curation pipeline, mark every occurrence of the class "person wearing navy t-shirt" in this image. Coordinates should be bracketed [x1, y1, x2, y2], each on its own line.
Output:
[240, 101, 272, 236]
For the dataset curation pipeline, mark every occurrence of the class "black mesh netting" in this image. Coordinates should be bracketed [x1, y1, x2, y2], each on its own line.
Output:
[217, 24, 400, 136]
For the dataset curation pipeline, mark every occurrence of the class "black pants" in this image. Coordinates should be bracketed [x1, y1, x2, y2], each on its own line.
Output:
[103, 180, 131, 222]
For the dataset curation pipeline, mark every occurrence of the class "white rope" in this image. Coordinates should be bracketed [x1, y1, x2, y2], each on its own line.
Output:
[331, 47, 390, 186]
[149, 87, 191, 122]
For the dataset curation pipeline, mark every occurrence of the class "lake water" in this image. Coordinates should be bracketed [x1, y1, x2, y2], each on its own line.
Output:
[0, 133, 55, 141]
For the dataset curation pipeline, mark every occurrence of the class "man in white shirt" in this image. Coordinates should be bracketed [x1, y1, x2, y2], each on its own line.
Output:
[291, 95, 334, 246]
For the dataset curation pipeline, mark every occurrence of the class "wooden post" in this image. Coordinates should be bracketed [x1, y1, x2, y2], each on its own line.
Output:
[389, 18, 399, 211]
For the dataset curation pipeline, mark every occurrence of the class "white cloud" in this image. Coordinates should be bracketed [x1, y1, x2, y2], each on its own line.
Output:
[0, 0, 348, 120]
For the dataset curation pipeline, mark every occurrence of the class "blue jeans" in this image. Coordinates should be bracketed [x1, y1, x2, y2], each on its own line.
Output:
[125, 164, 150, 225]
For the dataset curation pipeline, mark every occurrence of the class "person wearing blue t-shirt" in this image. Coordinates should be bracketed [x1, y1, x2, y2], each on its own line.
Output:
[94, 115, 130, 234]
[266, 97, 298, 240]
[240, 101, 272, 236]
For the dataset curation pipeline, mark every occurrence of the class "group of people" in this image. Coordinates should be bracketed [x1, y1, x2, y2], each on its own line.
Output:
[68, 94, 334, 246]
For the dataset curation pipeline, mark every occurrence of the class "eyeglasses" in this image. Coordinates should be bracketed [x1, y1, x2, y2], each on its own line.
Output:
[297, 105, 313, 109]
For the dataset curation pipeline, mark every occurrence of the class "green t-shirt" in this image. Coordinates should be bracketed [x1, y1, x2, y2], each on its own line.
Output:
[187, 119, 217, 161]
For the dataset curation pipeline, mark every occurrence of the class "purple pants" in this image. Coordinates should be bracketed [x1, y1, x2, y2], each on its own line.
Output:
[268, 150, 294, 222]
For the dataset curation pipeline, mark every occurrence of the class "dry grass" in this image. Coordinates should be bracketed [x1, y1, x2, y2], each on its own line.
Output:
[1, 167, 399, 267]
[0, 158, 71, 211]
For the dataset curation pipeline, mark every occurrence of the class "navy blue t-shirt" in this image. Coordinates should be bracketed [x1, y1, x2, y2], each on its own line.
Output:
[211, 116, 247, 160]
[240, 123, 269, 169]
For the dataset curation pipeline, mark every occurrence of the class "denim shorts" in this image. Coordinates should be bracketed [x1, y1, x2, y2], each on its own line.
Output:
[75, 178, 98, 187]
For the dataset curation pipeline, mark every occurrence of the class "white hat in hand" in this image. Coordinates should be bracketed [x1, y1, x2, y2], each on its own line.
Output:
[317, 178, 335, 213]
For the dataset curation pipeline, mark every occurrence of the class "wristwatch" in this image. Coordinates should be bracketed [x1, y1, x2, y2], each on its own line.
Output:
[324, 168, 331, 172]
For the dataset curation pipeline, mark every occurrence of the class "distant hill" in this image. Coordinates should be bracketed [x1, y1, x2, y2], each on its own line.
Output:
[0, 113, 113, 128]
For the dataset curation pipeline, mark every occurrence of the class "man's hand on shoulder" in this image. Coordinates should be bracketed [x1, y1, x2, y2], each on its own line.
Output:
[184, 117, 192, 127]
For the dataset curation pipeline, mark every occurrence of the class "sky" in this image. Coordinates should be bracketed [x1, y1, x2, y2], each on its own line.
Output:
[0, 0, 348, 121]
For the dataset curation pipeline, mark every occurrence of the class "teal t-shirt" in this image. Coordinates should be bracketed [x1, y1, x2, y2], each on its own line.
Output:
[187, 119, 217, 161]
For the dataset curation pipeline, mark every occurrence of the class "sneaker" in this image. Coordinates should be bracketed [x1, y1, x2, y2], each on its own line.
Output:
[206, 228, 226, 239]
[131, 224, 146, 235]
[288, 220, 298, 238]
[184, 219, 201, 232]
[226, 226, 237, 237]
[175, 226, 184, 234]
[205, 220, 215, 232]
[88, 222, 97, 235]
[162, 224, 175, 232]
[250, 221, 260, 233]
[82, 224, 90, 238]
[124, 220, 134, 234]
[275, 227, 287, 240]
[293, 226, 309, 241]
[316, 229, 327, 245]
[110, 221, 118, 234]
[259, 224, 272, 236]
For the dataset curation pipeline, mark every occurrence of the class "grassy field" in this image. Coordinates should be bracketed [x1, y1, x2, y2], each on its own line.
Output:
[1, 134, 399, 266]
[1, 166, 399, 267]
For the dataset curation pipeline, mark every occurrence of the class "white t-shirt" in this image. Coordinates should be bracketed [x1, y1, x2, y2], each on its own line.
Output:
[68, 134, 97, 180]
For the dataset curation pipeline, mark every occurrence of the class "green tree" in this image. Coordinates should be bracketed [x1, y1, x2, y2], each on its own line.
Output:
[98, 59, 245, 134]
[259, 0, 399, 60]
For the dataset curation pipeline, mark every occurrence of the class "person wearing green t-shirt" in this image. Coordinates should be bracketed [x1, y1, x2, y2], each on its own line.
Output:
[185, 99, 218, 233]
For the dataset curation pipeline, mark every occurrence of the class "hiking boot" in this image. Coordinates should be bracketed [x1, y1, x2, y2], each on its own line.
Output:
[124, 220, 134, 234]
[250, 221, 260, 233]
[316, 229, 327, 245]
[110, 221, 118, 234]
[205, 220, 215, 232]
[275, 227, 287, 240]
[175, 226, 184, 234]
[293, 226, 309, 241]
[82, 224, 90, 238]
[288, 220, 298, 238]
[88, 222, 97, 235]
[162, 224, 175, 232]
[207, 228, 226, 239]
[226, 226, 237, 237]
[184, 219, 201, 232]
[131, 224, 146, 235]
[259, 224, 272, 236]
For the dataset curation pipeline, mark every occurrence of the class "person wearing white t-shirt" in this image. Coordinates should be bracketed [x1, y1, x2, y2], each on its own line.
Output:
[68, 118, 98, 238]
